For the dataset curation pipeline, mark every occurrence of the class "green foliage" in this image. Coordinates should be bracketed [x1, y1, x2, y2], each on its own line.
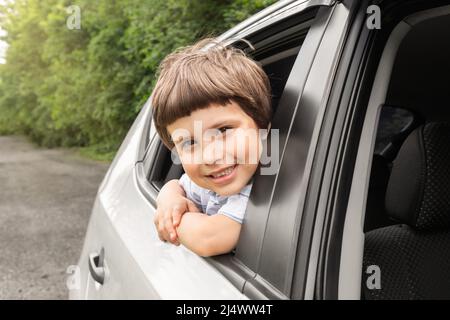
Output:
[0, 0, 276, 160]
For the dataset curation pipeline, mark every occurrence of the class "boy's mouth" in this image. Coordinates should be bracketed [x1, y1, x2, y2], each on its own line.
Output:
[207, 164, 237, 183]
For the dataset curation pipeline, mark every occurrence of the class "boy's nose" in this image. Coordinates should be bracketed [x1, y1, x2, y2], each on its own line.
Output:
[202, 141, 224, 165]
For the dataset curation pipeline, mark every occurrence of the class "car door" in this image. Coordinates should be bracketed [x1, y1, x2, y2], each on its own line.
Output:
[240, 0, 359, 299]
[71, 0, 347, 300]
[135, 2, 337, 300]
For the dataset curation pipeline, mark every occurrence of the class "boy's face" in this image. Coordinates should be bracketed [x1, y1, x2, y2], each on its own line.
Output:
[167, 101, 264, 196]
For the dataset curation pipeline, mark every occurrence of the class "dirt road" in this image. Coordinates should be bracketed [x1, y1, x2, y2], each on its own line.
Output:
[0, 136, 110, 299]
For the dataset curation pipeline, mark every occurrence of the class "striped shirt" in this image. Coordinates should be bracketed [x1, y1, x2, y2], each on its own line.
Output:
[178, 173, 252, 224]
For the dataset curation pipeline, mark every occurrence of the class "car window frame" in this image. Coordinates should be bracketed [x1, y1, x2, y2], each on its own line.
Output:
[242, 1, 359, 299]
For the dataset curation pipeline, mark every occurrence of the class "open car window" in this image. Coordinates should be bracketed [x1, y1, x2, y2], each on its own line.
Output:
[138, 2, 358, 300]
[136, 3, 334, 299]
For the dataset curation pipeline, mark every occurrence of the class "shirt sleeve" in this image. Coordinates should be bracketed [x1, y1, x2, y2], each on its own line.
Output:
[178, 173, 202, 207]
[217, 185, 252, 224]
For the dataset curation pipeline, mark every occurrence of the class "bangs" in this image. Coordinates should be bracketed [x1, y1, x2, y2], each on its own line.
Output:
[157, 56, 237, 129]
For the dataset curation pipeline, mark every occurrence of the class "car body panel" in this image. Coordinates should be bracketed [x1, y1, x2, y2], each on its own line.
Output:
[72, 0, 357, 300]
[262, 1, 353, 296]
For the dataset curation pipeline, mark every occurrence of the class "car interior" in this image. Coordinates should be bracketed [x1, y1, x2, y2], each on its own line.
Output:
[362, 11, 450, 299]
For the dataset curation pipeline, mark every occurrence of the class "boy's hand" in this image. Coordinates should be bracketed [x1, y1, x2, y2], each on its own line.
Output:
[154, 197, 200, 245]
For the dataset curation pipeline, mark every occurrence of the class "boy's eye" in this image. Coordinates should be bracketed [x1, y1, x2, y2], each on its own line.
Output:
[218, 126, 232, 134]
[181, 139, 197, 150]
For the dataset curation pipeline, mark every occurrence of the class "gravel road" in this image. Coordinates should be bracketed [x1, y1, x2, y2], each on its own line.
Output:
[0, 136, 110, 299]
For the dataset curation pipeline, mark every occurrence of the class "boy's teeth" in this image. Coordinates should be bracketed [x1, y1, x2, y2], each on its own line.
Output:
[212, 166, 234, 178]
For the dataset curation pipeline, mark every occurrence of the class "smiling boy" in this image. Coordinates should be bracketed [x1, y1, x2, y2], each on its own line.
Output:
[151, 38, 272, 257]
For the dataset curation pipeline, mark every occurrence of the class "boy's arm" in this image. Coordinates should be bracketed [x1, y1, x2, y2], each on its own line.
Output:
[156, 179, 185, 204]
[176, 213, 241, 257]
[155, 179, 199, 244]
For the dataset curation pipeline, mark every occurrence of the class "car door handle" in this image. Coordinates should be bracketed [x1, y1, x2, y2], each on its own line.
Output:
[88, 248, 105, 285]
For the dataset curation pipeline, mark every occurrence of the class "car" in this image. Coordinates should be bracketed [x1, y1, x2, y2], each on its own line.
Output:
[70, 0, 450, 299]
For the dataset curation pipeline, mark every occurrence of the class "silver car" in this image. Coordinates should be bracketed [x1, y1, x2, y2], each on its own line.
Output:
[71, 0, 450, 299]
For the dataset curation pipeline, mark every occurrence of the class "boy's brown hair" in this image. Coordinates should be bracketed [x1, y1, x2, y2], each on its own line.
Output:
[151, 38, 272, 148]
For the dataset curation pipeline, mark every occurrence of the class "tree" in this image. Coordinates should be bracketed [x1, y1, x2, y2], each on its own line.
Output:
[0, 0, 276, 158]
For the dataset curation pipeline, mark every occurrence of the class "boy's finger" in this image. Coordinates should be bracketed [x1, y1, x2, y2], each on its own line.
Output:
[157, 224, 169, 242]
[172, 205, 184, 227]
[158, 214, 171, 241]
[153, 210, 161, 226]
[157, 233, 166, 242]
[164, 214, 177, 243]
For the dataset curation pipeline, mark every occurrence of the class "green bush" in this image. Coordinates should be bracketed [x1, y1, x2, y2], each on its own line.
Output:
[0, 0, 276, 160]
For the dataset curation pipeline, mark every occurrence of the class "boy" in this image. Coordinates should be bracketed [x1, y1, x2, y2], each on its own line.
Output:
[151, 38, 272, 257]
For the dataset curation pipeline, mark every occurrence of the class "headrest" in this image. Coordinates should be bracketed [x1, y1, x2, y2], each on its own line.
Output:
[385, 122, 450, 231]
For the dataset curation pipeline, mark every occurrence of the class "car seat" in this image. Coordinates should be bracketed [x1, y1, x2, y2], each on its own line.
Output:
[362, 122, 450, 299]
